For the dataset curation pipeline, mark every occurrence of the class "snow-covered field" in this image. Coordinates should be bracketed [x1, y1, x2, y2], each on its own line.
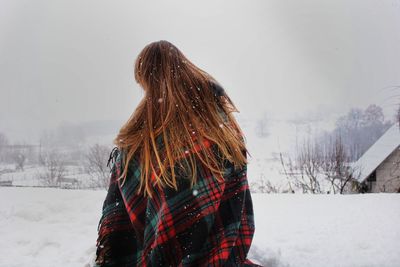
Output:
[0, 187, 399, 267]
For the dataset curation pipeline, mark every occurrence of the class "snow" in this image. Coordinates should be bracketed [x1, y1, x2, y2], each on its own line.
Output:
[1, 187, 399, 267]
[354, 125, 400, 182]
[0, 164, 95, 189]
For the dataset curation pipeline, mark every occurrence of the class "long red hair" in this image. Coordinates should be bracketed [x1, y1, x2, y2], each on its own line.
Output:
[114, 40, 248, 197]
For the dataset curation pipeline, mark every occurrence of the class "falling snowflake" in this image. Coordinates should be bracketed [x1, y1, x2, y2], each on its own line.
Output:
[192, 189, 199, 196]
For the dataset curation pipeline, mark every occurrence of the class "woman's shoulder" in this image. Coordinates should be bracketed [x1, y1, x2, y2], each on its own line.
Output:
[106, 146, 121, 169]
[106, 146, 132, 173]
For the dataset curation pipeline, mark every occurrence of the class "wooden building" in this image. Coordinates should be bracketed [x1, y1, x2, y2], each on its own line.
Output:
[355, 125, 400, 193]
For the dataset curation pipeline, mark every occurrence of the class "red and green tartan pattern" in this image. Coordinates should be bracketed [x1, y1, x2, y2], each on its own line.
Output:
[94, 140, 262, 267]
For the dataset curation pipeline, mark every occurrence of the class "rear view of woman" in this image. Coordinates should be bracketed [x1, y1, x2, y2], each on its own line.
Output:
[94, 40, 261, 267]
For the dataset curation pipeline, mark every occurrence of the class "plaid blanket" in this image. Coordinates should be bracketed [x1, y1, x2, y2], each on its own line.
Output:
[94, 139, 262, 267]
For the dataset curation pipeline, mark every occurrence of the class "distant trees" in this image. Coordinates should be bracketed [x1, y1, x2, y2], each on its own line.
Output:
[0, 132, 9, 162]
[9, 144, 31, 171]
[0, 125, 115, 189]
[331, 104, 392, 161]
[37, 150, 67, 187]
[13, 153, 26, 171]
[280, 104, 390, 194]
[84, 144, 111, 189]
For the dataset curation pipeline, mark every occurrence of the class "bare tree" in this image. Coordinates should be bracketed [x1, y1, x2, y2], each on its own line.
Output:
[8, 143, 28, 171]
[280, 133, 359, 194]
[37, 150, 67, 187]
[280, 146, 322, 194]
[13, 153, 26, 171]
[320, 134, 357, 194]
[84, 144, 111, 189]
[294, 138, 324, 193]
[278, 152, 295, 193]
[250, 174, 283, 193]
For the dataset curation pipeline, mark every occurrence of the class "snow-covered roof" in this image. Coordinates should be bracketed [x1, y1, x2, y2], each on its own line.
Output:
[354, 124, 400, 182]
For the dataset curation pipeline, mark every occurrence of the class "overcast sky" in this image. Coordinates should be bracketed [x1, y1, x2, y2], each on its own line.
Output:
[1, 0, 400, 143]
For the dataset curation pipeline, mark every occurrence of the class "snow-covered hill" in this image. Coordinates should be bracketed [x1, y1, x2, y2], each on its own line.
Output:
[0, 187, 399, 267]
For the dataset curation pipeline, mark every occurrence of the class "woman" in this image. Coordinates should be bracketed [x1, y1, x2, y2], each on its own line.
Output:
[94, 40, 261, 267]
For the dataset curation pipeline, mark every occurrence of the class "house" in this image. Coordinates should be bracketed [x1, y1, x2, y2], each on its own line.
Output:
[354, 125, 400, 193]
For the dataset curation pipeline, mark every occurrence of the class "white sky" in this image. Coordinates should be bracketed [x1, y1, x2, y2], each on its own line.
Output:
[1, 0, 400, 143]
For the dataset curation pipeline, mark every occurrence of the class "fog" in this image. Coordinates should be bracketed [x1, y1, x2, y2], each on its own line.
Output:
[1, 0, 400, 143]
